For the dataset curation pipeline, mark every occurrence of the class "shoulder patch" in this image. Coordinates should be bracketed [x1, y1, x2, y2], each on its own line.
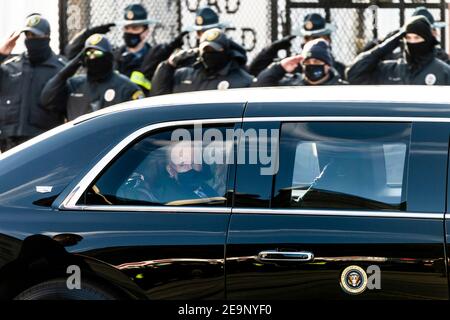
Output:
[132, 90, 145, 100]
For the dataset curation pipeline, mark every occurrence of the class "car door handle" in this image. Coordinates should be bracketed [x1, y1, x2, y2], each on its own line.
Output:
[257, 251, 314, 262]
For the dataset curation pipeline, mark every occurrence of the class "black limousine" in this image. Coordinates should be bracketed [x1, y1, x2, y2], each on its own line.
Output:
[1, 86, 450, 300]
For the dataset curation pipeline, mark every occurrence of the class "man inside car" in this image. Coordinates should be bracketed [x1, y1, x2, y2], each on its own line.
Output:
[118, 141, 219, 205]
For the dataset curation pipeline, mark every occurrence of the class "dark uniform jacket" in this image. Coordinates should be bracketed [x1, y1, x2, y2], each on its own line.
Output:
[253, 62, 346, 87]
[0, 53, 66, 139]
[41, 71, 144, 121]
[151, 43, 254, 96]
[347, 39, 450, 85]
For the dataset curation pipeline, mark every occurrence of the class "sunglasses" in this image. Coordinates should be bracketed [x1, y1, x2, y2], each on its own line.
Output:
[85, 49, 105, 60]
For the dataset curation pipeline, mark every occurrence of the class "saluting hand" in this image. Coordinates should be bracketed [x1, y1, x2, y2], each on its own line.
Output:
[168, 48, 199, 68]
[280, 54, 304, 73]
[0, 31, 21, 56]
[271, 35, 296, 52]
[89, 23, 116, 35]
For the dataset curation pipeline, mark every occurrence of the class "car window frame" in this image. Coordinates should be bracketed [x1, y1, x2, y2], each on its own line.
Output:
[272, 121, 412, 212]
[233, 116, 448, 219]
[59, 118, 242, 213]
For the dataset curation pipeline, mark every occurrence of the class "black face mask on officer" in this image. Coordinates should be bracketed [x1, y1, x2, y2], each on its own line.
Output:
[404, 18, 437, 66]
[123, 28, 148, 48]
[84, 52, 114, 82]
[200, 50, 229, 73]
[405, 40, 435, 66]
[25, 37, 52, 64]
[304, 64, 327, 82]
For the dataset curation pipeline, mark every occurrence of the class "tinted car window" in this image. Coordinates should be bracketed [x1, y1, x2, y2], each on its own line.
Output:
[81, 125, 235, 207]
[273, 122, 411, 211]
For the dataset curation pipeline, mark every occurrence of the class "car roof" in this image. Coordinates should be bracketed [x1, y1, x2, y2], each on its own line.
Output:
[73, 86, 450, 124]
[145, 86, 450, 106]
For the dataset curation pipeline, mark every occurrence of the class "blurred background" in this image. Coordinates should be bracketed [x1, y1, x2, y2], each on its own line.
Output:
[0, 0, 449, 64]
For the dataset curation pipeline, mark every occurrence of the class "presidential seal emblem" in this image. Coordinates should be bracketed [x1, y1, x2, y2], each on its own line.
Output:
[425, 73, 437, 86]
[340, 266, 368, 295]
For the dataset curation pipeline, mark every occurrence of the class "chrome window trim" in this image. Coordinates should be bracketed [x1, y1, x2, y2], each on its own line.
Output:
[59, 118, 242, 210]
[73, 206, 232, 214]
[233, 209, 443, 219]
[244, 116, 450, 123]
[60, 115, 448, 217]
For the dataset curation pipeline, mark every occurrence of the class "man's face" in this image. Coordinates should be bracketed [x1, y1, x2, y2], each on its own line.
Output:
[303, 58, 331, 84]
[405, 33, 425, 43]
[171, 142, 194, 173]
[168, 142, 202, 179]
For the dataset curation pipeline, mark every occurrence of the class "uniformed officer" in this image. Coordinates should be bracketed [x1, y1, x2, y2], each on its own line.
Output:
[41, 34, 145, 121]
[396, 7, 449, 64]
[249, 13, 346, 78]
[170, 6, 235, 70]
[151, 28, 253, 96]
[0, 14, 66, 152]
[253, 39, 346, 87]
[65, 4, 188, 95]
[413, 7, 449, 64]
[347, 16, 450, 85]
[362, 7, 450, 64]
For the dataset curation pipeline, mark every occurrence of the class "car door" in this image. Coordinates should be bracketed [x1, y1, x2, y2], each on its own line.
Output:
[226, 117, 449, 300]
[55, 119, 241, 300]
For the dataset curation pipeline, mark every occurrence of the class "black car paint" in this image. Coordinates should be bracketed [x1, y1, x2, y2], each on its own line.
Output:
[0, 99, 450, 300]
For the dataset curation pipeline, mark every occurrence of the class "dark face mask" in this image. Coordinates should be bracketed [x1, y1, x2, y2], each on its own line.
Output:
[304, 64, 327, 82]
[177, 169, 205, 189]
[124, 32, 143, 48]
[201, 51, 229, 73]
[85, 54, 114, 82]
[25, 38, 52, 64]
[405, 41, 433, 65]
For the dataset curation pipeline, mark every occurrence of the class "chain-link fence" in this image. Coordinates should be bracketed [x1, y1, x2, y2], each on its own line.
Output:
[59, 0, 448, 65]
[279, 0, 447, 65]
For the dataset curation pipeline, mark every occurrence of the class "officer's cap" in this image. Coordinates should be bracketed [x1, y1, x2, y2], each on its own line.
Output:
[85, 34, 113, 54]
[199, 28, 230, 52]
[22, 14, 51, 37]
[119, 4, 159, 27]
[299, 13, 335, 38]
[302, 39, 333, 66]
[185, 6, 229, 32]
[412, 6, 446, 29]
